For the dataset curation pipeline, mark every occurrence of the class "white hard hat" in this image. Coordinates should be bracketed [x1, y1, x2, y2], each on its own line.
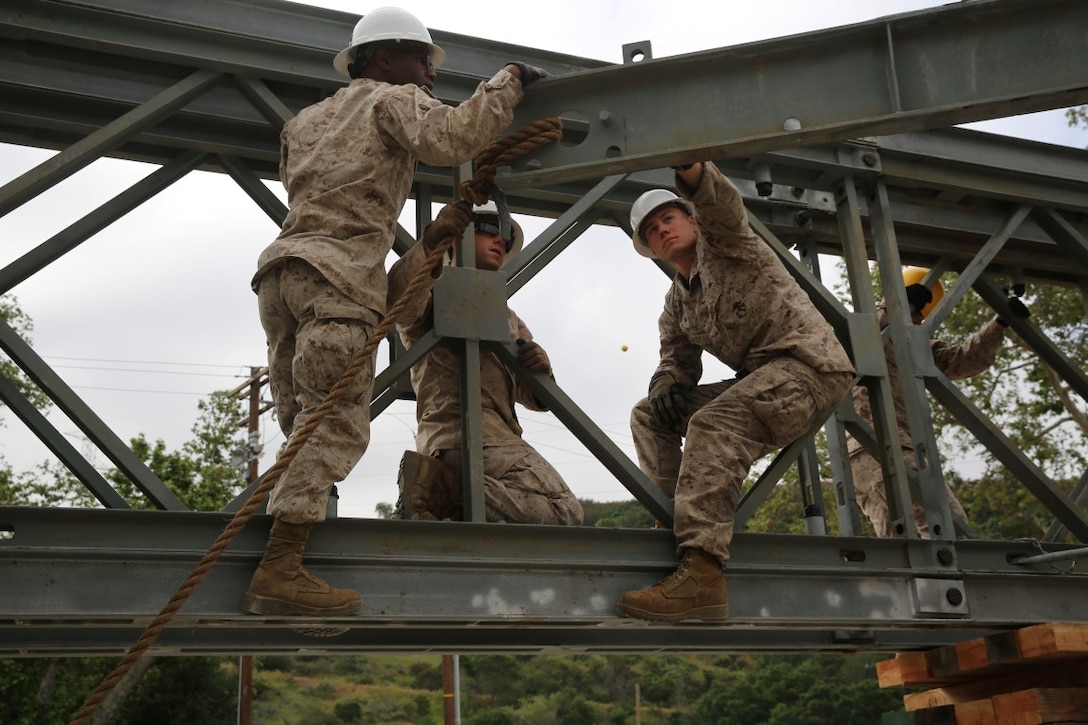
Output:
[473, 201, 524, 261]
[630, 188, 694, 258]
[333, 7, 446, 78]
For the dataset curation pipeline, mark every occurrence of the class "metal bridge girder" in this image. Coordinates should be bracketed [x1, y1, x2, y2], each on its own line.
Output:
[0, 0, 1086, 656]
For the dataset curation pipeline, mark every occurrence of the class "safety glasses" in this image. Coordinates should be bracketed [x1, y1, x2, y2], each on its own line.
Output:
[475, 221, 514, 252]
[387, 46, 434, 70]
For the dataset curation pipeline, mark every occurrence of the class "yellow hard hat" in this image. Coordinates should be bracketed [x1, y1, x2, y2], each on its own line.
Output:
[902, 266, 944, 317]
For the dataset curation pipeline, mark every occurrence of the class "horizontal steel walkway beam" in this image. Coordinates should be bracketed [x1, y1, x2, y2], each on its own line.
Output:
[1, 507, 1085, 656]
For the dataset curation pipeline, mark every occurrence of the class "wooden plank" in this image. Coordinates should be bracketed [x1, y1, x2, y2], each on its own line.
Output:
[878, 656, 906, 688]
[928, 630, 1024, 680]
[904, 661, 1088, 711]
[880, 652, 933, 688]
[888, 626, 1088, 689]
[952, 698, 997, 725]
[991, 687, 1088, 725]
[1017, 623, 1088, 661]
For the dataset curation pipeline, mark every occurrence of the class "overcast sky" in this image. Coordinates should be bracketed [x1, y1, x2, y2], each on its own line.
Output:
[0, 0, 1083, 519]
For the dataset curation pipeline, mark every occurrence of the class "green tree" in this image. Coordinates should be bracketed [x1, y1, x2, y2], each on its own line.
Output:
[0, 380, 248, 722]
[461, 655, 526, 708]
[110, 658, 236, 724]
[0, 295, 52, 412]
[837, 264, 1087, 541]
[692, 655, 900, 725]
[1067, 105, 1087, 142]
[585, 499, 655, 528]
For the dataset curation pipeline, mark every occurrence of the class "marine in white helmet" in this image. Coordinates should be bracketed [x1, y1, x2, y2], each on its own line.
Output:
[386, 202, 583, 526]
[245, 7, 551, 621]
[617, 162, 855, 622]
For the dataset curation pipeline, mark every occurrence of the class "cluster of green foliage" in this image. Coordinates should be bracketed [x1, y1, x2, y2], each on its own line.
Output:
[1068, 105, 1088, 140]
[238, 652, 900, 725]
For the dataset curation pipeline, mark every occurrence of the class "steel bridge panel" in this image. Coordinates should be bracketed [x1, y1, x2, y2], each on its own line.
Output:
[504, 0, 1088, 187]
[2, 507, 1085, 656]
[0, 0, 1087, 657]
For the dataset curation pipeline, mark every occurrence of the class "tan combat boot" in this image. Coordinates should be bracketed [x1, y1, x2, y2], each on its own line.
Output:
[616, 548, 728, 622]
[243, 519, 361, 616]
[394, 450, 463, 521]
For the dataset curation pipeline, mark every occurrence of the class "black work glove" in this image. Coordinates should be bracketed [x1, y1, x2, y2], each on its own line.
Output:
[507, 61, 550, 85]
[648, 371, 693, 428]
[421, 200, 473, 252]
[515, 339, 551, 375]
[997, 296, 1030, 327]
[904, 284, 933, 315]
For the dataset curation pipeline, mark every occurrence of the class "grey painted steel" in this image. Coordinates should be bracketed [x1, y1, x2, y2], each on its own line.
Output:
[0, 68, 223, 217]
[1, 506, 1085, 655]
[504, 0, 1088, 188]
[0, 149, 207, 293]
[1010, 546, 1088, 566]
[0, 0, 1086, 654]
[871, 180, 958, 542]
[1044, 471, 1088, 544]
[0, 624, 1006, 659]
[216, 152, 288, 225]
[492, 342, 673, 525]
[2, 4, 1087, 281]
[0, 320, 188, 511]
[972, 275, 1088, 403]
[927, 376, 1088, 540]
[0, 375, 128, 509]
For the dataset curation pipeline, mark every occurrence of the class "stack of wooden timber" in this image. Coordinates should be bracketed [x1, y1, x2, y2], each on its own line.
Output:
[878, 623, 1088, 724]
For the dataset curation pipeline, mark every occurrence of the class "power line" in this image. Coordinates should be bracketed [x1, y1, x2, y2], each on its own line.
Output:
[42, 355, 248, 370]
[49, 364, 242, 378]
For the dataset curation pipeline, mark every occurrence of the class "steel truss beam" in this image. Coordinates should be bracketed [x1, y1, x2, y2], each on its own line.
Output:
[0, 0, 1086, 655]
[0, 506, 1085, 656]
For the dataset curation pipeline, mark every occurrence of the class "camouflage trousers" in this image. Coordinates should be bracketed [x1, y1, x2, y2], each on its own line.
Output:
[437, 443, 583, 525]
[256, 259, 378, 524]
[849, 448, 969, 538]
[631, 357, 853, 565]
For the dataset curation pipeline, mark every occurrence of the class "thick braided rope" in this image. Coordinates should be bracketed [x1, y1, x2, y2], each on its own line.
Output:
[70, 116, 562, 725]
[68, 241, 452, 725]
[459, 117, 561, 205]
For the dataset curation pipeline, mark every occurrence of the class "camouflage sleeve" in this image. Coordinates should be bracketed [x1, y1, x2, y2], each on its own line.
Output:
[510, 314, 549, 412]
[655, 295, 703, 387]
[931, 317, 1007, 380]
[278, 124, 291, 188]
[388, 241, 444, 332]
[378, 71, 523, 167]
[683, 161, 750, 234]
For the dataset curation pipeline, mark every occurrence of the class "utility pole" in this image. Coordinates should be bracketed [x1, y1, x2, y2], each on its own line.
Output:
[442, 654, 456, 724]
[234, 366, 267, 725]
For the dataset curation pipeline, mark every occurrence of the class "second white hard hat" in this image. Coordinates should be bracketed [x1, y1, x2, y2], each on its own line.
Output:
[473, 201, 524, 260]
[629, 188, 694, 258]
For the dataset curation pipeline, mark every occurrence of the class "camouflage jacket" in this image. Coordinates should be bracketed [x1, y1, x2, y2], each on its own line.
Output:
[388, 242, 547, 456]
[848, 306, 1007, 453]
[655, 161, 854, 387]
[253, 70, 523, 324]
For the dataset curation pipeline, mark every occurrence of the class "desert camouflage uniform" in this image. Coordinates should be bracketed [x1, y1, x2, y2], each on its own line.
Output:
[387, 241, 583, 525]
[848, 307, 1007, 536]
[631, 161, 854, 565]
[253, 70, 523, 523]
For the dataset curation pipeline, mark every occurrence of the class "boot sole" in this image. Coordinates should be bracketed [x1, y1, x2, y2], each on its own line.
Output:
[616, 602, 728, 622]
[243, 592, 362, 617]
